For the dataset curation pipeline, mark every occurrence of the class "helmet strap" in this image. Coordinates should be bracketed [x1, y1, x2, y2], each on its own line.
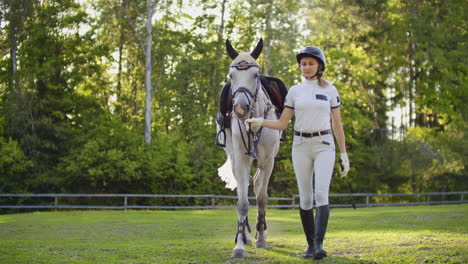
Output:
[305, 65, 324, 80]
[306, 72, 319, 80]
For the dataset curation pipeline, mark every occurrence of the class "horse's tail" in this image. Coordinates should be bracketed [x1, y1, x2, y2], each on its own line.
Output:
[218, 156, 237, 190]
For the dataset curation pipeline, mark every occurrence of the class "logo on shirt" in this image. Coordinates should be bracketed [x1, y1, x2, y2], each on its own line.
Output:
[316, 94, 328, 101]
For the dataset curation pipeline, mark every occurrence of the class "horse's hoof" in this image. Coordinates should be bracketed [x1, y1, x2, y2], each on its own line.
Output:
[246, 239, 253, 246]
[256, 240, 267, 248]
[232, 248, 247, 258]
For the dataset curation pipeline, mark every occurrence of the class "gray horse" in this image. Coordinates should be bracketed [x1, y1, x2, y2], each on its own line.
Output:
[217, 38, 281, 258]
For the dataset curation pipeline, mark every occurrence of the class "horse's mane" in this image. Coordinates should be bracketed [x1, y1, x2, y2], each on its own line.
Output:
[259, 75, 288, 117]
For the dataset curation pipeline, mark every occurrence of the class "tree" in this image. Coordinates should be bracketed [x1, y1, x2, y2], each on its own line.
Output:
[0, 0, 464, 197]
[123, 0, 157, 144]
[0, 138, 32, 193]
[1, 0, 113, 192]
[1, 0, 33, 92]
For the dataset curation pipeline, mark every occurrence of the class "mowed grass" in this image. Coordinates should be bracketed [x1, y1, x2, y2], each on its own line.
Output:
[0, 205, 466, 264]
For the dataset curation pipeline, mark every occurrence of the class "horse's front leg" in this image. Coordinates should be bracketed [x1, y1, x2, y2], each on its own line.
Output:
[253, 157, 274, 248]
[232, 155, 252, 258]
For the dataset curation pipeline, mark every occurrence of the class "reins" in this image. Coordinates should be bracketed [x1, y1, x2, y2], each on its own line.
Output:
[229, 61, 270, 158]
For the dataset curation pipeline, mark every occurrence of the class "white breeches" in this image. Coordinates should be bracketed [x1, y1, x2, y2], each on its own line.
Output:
[292, 134, 335, 210]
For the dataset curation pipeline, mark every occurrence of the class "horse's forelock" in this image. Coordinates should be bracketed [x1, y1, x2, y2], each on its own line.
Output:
[231, 52, 258, 65]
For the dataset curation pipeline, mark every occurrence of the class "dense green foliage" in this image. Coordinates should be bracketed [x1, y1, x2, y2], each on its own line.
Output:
[0, 205, 467, 263]
[0, 0, 466, 197]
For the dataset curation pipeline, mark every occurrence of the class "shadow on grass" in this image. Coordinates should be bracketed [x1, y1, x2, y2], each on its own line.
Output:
[262, 241, 379, 264]
[268, 205, 468, 234]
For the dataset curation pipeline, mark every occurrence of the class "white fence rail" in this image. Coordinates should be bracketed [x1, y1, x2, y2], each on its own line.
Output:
[0, 192, 466, 210]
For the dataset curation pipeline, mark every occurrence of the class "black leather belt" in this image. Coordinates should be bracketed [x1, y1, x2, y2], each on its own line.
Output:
[294, 129, 331, 137]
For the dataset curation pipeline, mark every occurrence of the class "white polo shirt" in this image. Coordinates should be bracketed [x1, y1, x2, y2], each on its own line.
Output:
[284, 79, 340, 133]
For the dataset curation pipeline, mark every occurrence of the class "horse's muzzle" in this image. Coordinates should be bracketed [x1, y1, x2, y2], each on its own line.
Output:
[234, 103, 250, 119]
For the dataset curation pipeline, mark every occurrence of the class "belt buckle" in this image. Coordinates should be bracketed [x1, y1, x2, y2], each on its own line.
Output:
[319, 130, 329, 136]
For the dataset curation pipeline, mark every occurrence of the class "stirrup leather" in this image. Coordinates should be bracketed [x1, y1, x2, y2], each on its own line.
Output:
[214, 128, 226, 147]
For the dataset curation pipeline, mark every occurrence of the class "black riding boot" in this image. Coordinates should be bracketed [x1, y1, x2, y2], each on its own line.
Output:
[299, 208, 315, 258]
[314, 204, 330, 260]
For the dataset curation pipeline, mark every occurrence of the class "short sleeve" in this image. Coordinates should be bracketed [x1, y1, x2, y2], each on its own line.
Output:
[330, 85, 340, 109]
[284, 86, 295, 109]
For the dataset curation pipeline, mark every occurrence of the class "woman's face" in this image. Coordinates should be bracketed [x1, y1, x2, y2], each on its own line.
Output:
[299, 56, 320, 80]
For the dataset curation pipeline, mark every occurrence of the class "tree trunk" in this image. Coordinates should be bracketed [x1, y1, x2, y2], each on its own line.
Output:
[214, 0, 227, 104]
[8, 5, 18, 91]
[408, 37, 416, 128]
[217, 0, 226, 44]
[122, 0, 155, 143]
[263, 0, 273, 76]
[116, 0, 125, 104]
[144, 0, 154, 144]
[407, 1, 420, 128]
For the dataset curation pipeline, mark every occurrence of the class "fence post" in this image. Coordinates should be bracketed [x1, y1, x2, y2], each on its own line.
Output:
[211, 197, 215, 208]
[124, 196, 127, 210]
[366, 195, 369, 207]
[292, 195, 295, 207]
[462, 193, 464, 201]
[54, 196, 58, 211]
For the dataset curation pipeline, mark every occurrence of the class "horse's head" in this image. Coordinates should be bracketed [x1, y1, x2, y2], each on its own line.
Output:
[226, 38, 263, 119]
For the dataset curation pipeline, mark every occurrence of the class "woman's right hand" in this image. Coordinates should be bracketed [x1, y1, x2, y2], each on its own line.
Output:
[245, 118, 264, 130]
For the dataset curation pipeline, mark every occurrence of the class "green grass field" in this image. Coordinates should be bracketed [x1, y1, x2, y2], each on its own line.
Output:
[0, 205, 467, 264]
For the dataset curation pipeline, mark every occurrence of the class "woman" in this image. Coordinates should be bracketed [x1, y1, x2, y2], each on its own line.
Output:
[246, 46, 350, 260]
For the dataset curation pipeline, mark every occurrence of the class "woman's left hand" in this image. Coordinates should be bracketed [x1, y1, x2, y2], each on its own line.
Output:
[339, 152, 350, 177]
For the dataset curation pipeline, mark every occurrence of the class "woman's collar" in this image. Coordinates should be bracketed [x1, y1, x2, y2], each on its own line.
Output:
[302, 77, 318, 84]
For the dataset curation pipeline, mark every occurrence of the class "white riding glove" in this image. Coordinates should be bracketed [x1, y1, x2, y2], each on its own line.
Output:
[339, 152, 350, 178]
[245, 117, 264, 130]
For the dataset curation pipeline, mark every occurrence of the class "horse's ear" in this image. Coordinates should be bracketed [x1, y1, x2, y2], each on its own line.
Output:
[250, 38, 263, 60]
[226, 39, 238, 60]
